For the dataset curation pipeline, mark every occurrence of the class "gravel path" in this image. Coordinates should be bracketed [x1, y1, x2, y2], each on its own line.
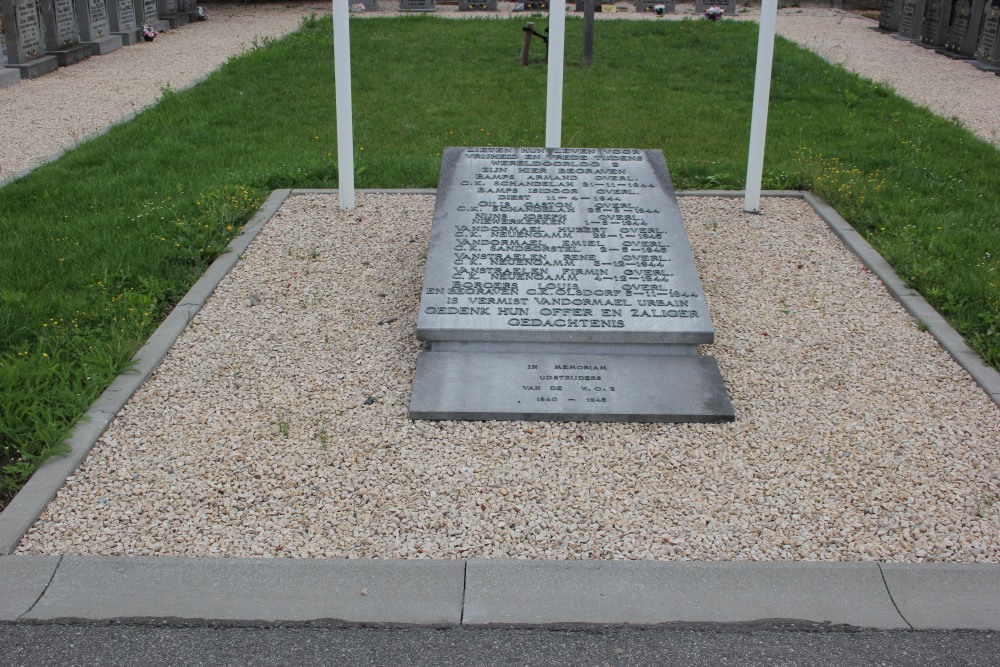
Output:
[16, 192, 1000, 561]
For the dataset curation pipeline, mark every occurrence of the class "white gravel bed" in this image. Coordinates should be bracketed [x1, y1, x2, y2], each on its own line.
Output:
[0, 2, 326, 181]
[16, 193, 1000, 561]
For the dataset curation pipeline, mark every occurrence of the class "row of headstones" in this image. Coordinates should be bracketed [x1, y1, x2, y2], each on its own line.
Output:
[879, 0, 1000, 70]
[0, 0, 199, 86]
[391, 0, 737, 15]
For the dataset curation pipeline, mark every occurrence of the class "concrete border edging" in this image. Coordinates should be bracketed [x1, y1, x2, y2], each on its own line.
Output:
[0, 188, 998, 631]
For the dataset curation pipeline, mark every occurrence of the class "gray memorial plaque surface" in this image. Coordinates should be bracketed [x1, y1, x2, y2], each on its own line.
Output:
[1, 0, 58, 77]
[898, 0, 928, 38]
[410, 147, 734, 424]
[879, 0, 904, 30]
[945, 0, 985, 55]
[920, 0, 955, 46]
[976, 0, 1000, 67]
[400, 0, 435, 10]
[53, 0, 78, 44]
[695, 0, 737, 15]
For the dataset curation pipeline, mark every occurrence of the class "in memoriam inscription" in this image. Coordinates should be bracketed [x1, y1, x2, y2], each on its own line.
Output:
[410, 147, 735, 423]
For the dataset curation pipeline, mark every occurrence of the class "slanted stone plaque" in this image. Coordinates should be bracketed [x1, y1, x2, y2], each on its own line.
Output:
[1, 0, 58, 77]
[136, 0, 166, 32]
[898, 0, 928, 38]
[695, 0, 737, 16]
[157, 0, 187, 28]
[522, 1, 550, 9]
[920, 0, 955, 46]
[944, 0, 986, 55]
[879, 0, 904, 30]
[410, 147, 735, 423]
[39, 0, 92, 65]
[975, 0, 1000, 69]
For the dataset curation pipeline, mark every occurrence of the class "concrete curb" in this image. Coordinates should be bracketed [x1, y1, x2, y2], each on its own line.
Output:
[0, 189, 997, 630]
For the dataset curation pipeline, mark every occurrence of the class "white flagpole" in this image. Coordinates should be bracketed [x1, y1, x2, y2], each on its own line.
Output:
[744, 0, 778, 213]
[545, 1, 566, 149]
[333, 0, 355, 211]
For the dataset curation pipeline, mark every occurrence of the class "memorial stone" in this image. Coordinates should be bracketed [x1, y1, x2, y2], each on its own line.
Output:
[136, 0, 167, 33]
[73, 0, 122, 54]
[898, 0, 928, 38]
[878, 0, 904, 30]
[0, 15, 22, 87]
[106, 0, 138, 44]
[39, 0, 92, 65]
[410, 147, 735, 423]
[944, 0, 986, 55]
[695, 0, 737, 16]
[399, 0, 435, 10]
[0, 0, 58, 77]
[634, 0, 677, 12]
[920, 0, 955, 46]
[975, 0, 1000, 68]
[156, 0, 187, 28]
[522, 0, 550, 9]
[459, 0, 496, 9]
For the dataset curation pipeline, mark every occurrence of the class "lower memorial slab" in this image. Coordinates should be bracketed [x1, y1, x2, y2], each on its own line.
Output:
[410, 352, 734, 422]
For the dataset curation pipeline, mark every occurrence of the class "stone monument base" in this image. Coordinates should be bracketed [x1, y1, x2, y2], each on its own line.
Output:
[411, 351, 734, 423]
[46, 43, 92, 67]
[7, 55, 59, 79]
[87, 35, 124, 55]
[114, 30, 141, 46]
[0, 68, 21, 88]
[164, 13, 190, 28]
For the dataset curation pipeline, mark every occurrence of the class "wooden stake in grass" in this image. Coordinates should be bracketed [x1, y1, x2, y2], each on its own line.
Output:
[520, 22, 534, 66]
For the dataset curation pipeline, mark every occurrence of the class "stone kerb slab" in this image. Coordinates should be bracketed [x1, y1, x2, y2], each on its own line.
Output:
[38, 0, 92, 66]
[0, 0, 58, 78]
[105, 0, 138, 44]
[400, 0, 435, 11]
[73, 0, 122, 54]
[975, 0, 1000, 69]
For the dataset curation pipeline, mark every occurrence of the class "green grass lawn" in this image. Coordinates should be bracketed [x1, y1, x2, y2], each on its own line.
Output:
[1, 14, 998, 508]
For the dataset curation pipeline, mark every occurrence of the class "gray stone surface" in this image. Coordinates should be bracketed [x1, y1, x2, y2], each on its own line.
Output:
[463, 560, 907, 628]
[0, 66, 19, 87]
[459, 0, 496, 9]
[882, 564, 1000, 630]
[0, 556, 60, 620]
[410, 351, 734, 422]
[0, 0, 59, 78]
[944, 0, 985, 55]
[417, 148, 714, 345]
[879, 0, 904, 30]
[898, 0, 928, 38]
[976, 0, 1000, 68]
[695, 0, 737, 15]
[400, 0, 435, 10]
[25, 557, 465, 624]
[920, 0, 955, 46]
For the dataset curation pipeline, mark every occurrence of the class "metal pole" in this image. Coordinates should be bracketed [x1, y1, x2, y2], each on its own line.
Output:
[744, 0, 778, 214]
[545, 0, 566, 148]
[333, 0, 355, 211]
[583, 0, 594, 67]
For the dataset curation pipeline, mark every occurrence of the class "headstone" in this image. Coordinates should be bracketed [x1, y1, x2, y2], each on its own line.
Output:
[975, 0, 1000, 68]
[73, 0, 122, 54]
[0, 0, 58, 77]
[897, 0, 928, 38]
[878, 0, 904, 30]
[156, 0, 187, 28]
[38, 0, 92, 65]
[920, 0, 955, 46]
[522, 1, 550, 9]
[695, 0, 737, 16]
[459, 0, 496, 9]
[360, 0, 380, 9]
[399, 0, 435, 10]
[634, 0, 677, 12]
[409, 147, 735, 423]
[135, 0, 167, 33]
[944, 0, 986, 55]
[1, 14, 23, 87]
[106, 0, 138, 44]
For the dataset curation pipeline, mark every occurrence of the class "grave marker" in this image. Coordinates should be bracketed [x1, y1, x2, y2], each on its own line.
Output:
[523, 1, 550, 9]
[39, 0, 92, 64]
[136, 0, 167, 33]
[944, 0, 985, 55]
[878, 0, 904, 30]
[695, 0, 737, 16]
[106, 0, 138, 44]
[0, 0, 58, 77]
[920, 0, 955, 46]
[0, 14, 23, 86]
[897, 0, 928, 38]
[410, 147, 735, 423]
[399, 0, 435, 10]
[975, 0, 1000, 68]
[156, 0, 187, 28]
[459, 0, 496, 9]
[73, 0, 123, 54]
[634, 0, 676, 12]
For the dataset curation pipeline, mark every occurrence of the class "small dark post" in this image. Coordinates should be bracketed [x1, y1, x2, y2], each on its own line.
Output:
[583, 0, 594, 67]
[520, 21, 534, 66]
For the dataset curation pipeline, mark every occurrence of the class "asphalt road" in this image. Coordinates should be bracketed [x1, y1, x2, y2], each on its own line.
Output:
[2, 623, 999, 666]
